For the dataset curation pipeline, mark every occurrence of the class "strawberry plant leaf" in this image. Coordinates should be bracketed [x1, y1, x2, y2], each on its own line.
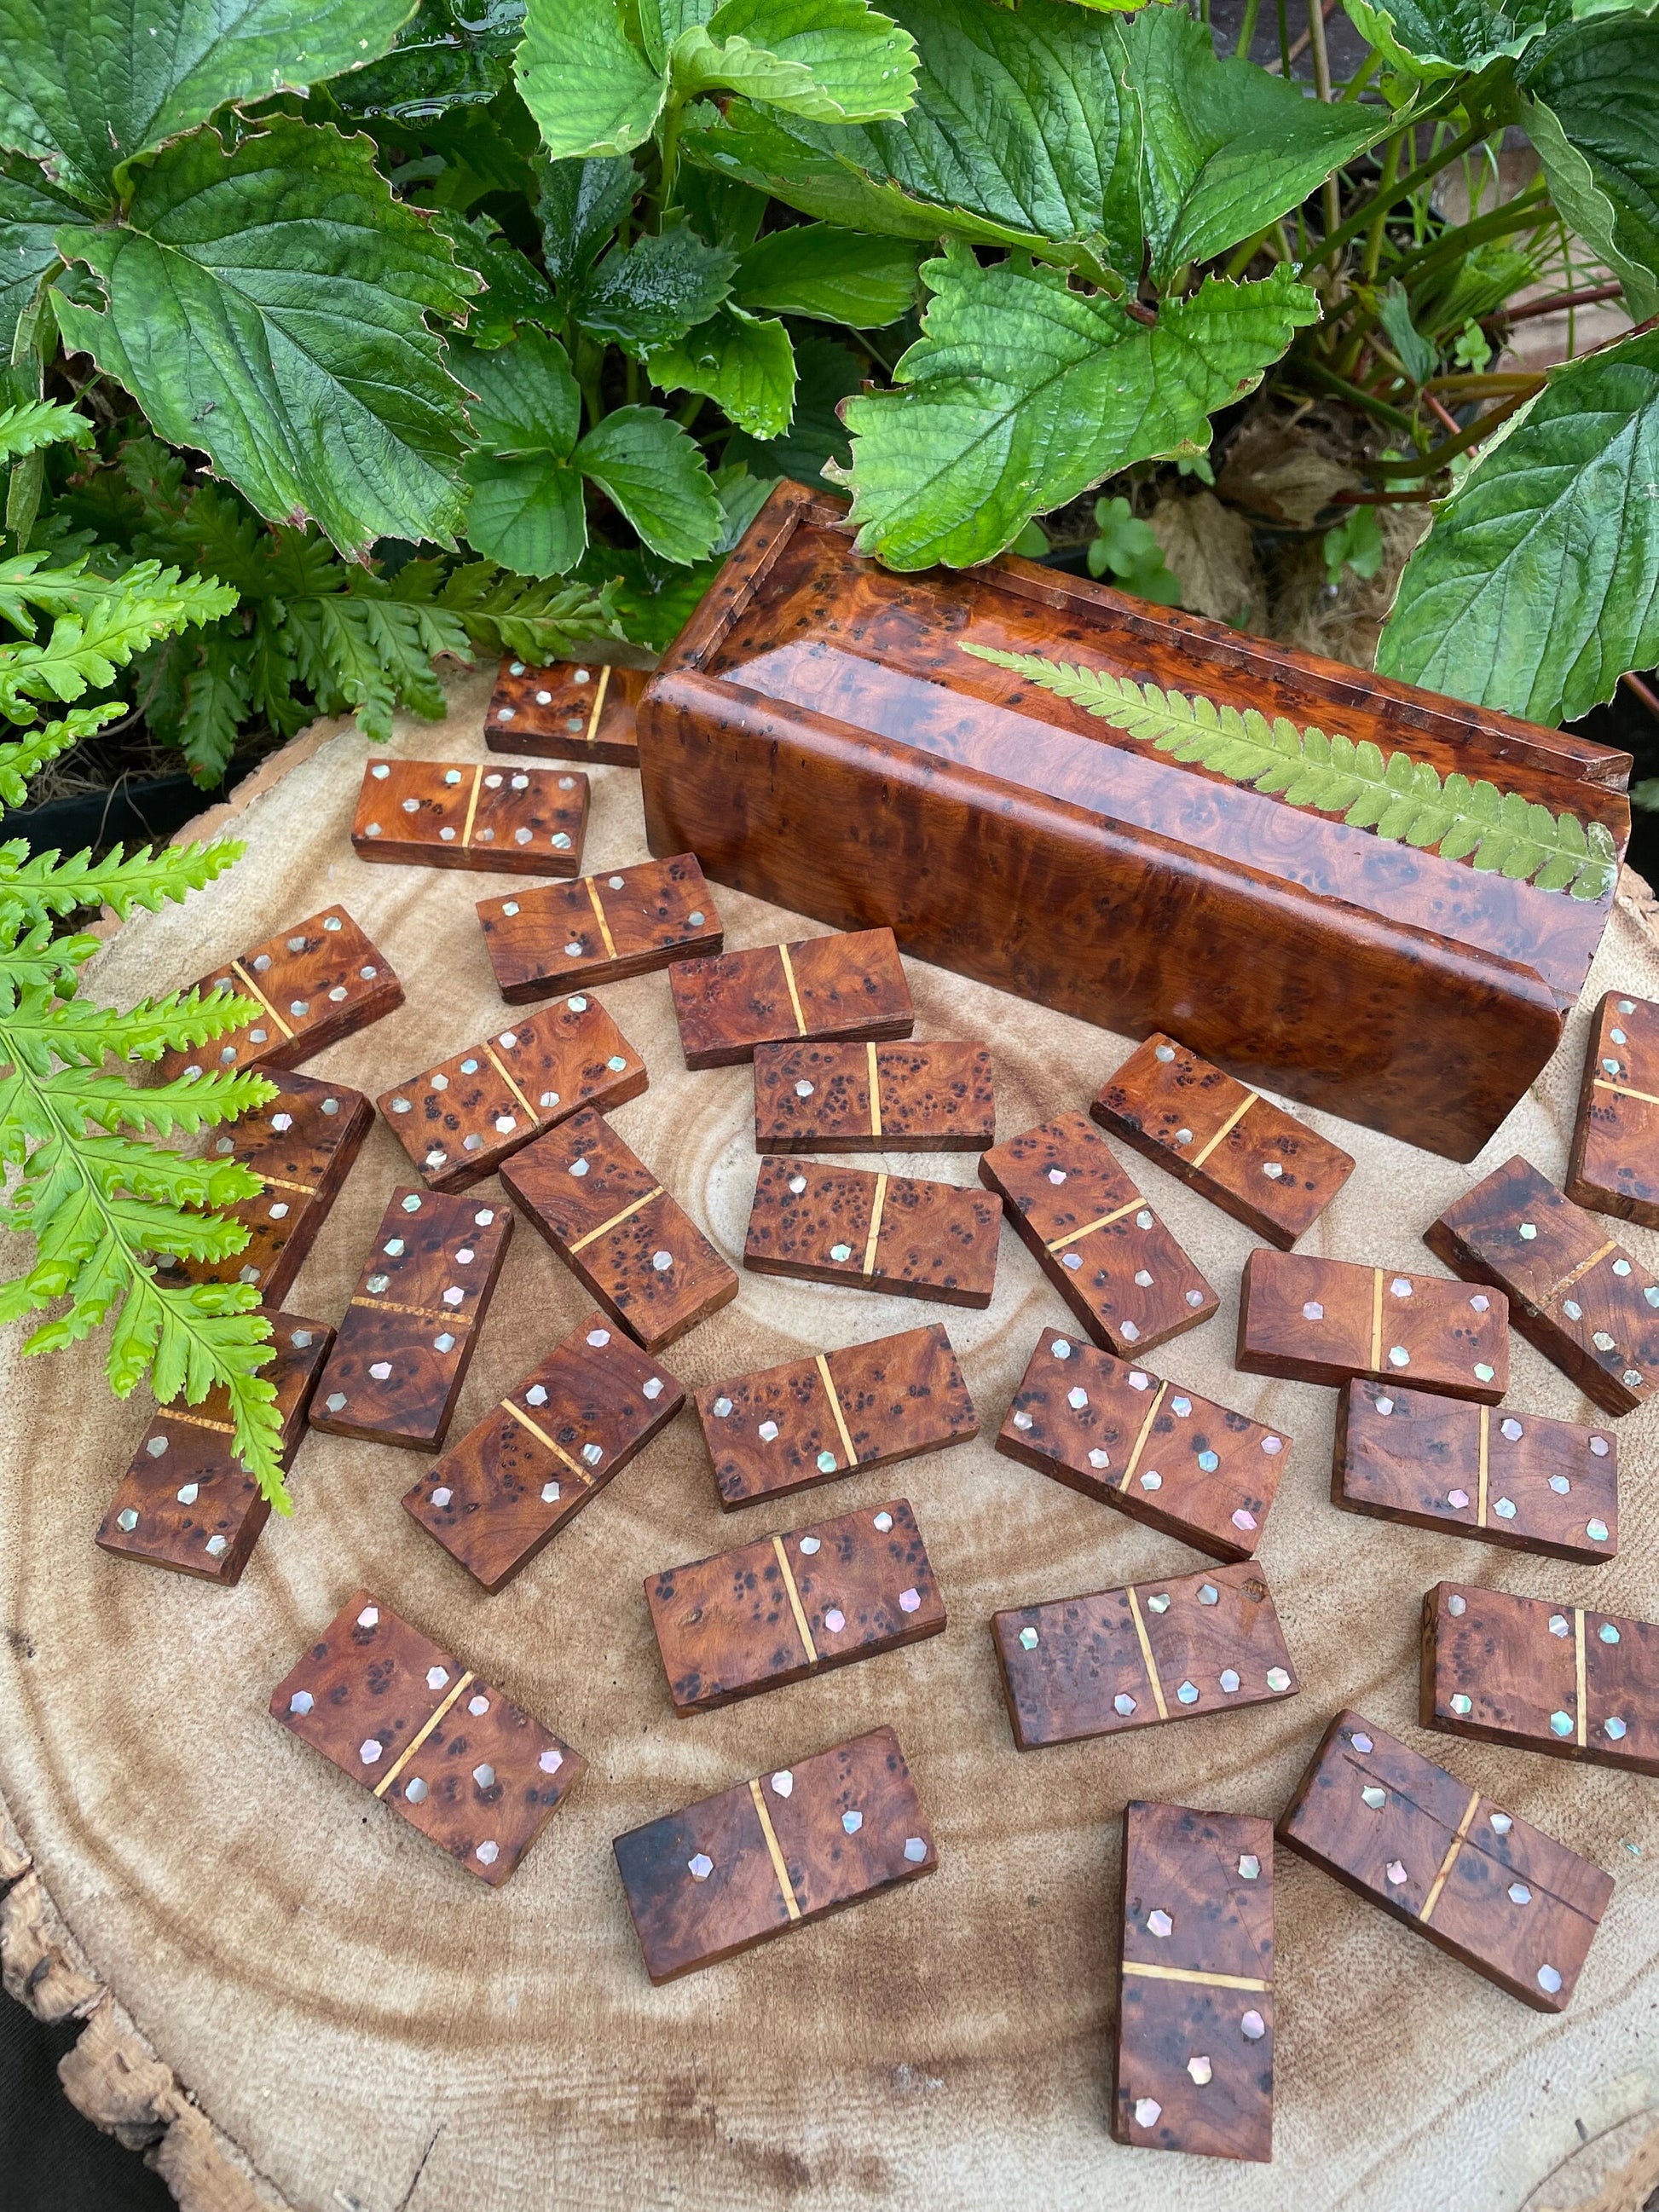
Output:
[668, 0, 919, 124]
[575, 404, 723, 562]
[571, 221, 737, 355]
[459, 332, 589, 575]
[646, 303, 796, 436]
[1341, 0, 1565, 81]
[537, 153, 639, 292]
[734, 222, 920, 325]
[1521, 14, 1659, 320]
[0, 157, 81, 353]
[516, 0, 667, 159]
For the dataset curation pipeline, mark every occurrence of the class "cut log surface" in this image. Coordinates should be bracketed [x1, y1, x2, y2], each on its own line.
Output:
[3, 662, 1659, 2212]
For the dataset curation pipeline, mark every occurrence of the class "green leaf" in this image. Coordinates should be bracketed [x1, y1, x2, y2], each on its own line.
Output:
[459, 332, 588, 575]
[572, 221, 737, 355]
[176, 626, 253, 784]
[576, 540, 718, 646]
[331, 0, 521, 124]
[831, 250, 1319, 570]
[437, 560, 626, 657]
[1127, 4, 1393, 283]
[575, 405, 722, 561]
[0, 399, 90, 464]
[682, 0, 1144, 279]
[0, 703, 122, 810]
[53, 119, 477, 560]
[734, 223, 919, 324]
[1377, 279, 1437, 384]
[0, 559, 238, 719]
[724, 332, 863, 483]
[435, 210, 559, 346]
[537, 152, 638, 292]
[1379, 326, 1659, 725]
[0, 0, 416, 203]
[515, 0, 666, 159]
[670, 0, 919, 124]
[1341, 0, 1564, 79]
[1522, 15, 1659, 319]
[711, 459, 778, 549]
[646, 303, 795, 436]
[0, 158, 79, 355]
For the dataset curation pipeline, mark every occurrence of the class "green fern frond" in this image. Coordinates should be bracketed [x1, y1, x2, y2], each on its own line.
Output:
[437, 561, 627, 661]
[0, 400, 92, 464]
[0, 985, 269, 1070]
[0, 836, 247, 928]
[961, 644, 1619, 902]
[0, 561, 240, 719]
[0, 702, 125, 809]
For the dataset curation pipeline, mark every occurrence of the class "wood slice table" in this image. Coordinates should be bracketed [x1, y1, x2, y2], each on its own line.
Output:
[3, 665, 1658, 2212]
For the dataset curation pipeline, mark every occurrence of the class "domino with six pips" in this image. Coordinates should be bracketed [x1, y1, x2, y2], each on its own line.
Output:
[352, 757, 588, 875]
[668, 926, 914, 1069]
[1568, 990, 1659, 1227]
[485, 656, 645, 765]
[478, 854, 721, 1002]
[1236, 1249, 1509, 1401]
[157, 906, 403, 1082]
[754, 1039, 995, 1153]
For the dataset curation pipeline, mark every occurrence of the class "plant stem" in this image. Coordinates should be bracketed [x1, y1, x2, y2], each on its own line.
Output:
[1276, 0, 1292, 75]
[1361, 387, 1535, 475]
[657, 98, 684, 215]
[1291, 356, 1419, 430]
[1622, 671, 1659, 724]
[1483, 281, 1626, 328]
[1306, 0, 1343, 245]
[1310, 118, 1487, 270]
[1362, 133, 1403, 281]
[1235, 0, 1262, 55]
[1384, 188, 1552, 286]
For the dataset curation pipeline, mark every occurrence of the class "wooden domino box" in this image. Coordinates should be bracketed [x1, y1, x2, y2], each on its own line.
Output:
[1236, 1250, 1508, 1401]
[612, 1724, 935, 1982]
[1113, 1800, 1275, 2163]
[404, 1312, 684, 1592]
[647, 1497, 945, 1714]
[271, 1589, 583, 1886]
[478, 854, 721, 1002]
[1276, 1711, 1612, 2012]
[754, 1040, 994, 1153]
[1426, 1154, 1659, 1415]
[96, 1314, 332, 1585]
[696, 1324, 978, 1509]
[668, 927, 913, 1069]
[1568, 991, 1659, 1226]
[980, 1113, 1217, 1354]
[1092, 1033, 1354, 1248]
[500, 1107, 737, 1352]
[158, 907, 402, 1082]
[379, 996, 645, 1191]
[743, 1157, 1001, 1308]
[1334, 1380, 1617, 1562]
[156, 1069, 370, 1304]
[487, 656, 645, 765]
[1422, 1581, 1657, 1776]
[353, 757, 588, 875]
[992, 1560, 1298, 1751]
[999, 1328, 1289, 1562]
[309, 1189, 512, 1449]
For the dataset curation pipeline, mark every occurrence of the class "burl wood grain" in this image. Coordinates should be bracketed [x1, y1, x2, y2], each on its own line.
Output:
[478, 855, 722, 1002]
[1236, 1250, 1510, 1401]
[353, 757, 588, 875]
[379, 996, 646, 1191]
[646, 1497, 945, 1714]
[696, 1323, 978, 1509]
[1568, 991, 1659, 1226]
[156, 906, 403, 1082]
[500, 1106, 738, 1351]
[754, 1039, 994, 1152]
[992, 1559, 1298, 1751]
[998, 1327, 1289, 1562]
[269, 1589, 583, 1887]
[309, 1189, 513, 1449]
[1334, 1380, 1618, 1562]
[1113, 1801, 1275, 2163]
[95, 1315, 332, 1585]
[404, 1312, 684, 1593]
[1421, 1582, 1658, 1776]
[1276, 1711, 1612, 2013]
[980, 1112, 1217, 1354]
[612, 1724, 935, 1983]
[1425, 1154, 1659, 1415]
[1093, 1034, 1354, 1249]
[639, 482, 1630, 1162]
[743, 1157, 1001, 1307]
[155, 1069, 370, 1305]
[668, 927, 913, 1068]
[486, 656, 645, 765]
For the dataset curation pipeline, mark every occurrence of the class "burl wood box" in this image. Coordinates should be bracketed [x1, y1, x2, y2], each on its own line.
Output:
[638, 484, 1631, 1162]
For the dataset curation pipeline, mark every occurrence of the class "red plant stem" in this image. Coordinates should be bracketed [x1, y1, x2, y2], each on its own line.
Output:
[1423, 391, 1461, 436]
[1622, 671, 1659, 724]
[1483, 283, 1627, 329]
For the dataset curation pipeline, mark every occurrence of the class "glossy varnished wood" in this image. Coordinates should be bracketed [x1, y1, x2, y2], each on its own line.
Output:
[486, 656, 646, 765]
[379, 996, 646, 1191]
[754, 1039, 994, 1152]
[696, 1323, 978, 1509]
[1113, 1801, 1275, 2163]
[1568, 991, 1659, 1226]
[270, 1589, 582, 1886]
[1236, 1250, 1509, 1401]
[157, 906, 403, 1081]
[612, 1724, 935, 1982]
[1092, 1033, 1354, 1248]
[999, 1327, 1289, 1562]
[95, 1315, 332, 1584]
[980, 1113, 1217, 1354]
[309, 1189, 512, 1450]
[647, 1497, 945, 1714]
[744, 1157, 1001, 1307]
[1425, 1154, 1659, 1415]
[1334, 1380, 1617, 1562]
[1421, 1581, 1658, 1776]
[352, 757, 588, 875]
[638, 483, 1630, 1162]
[1276, 1711, 1611, 2012]
[478, 854, 722, 1002]
[668, 927, 913, 1068]
[500, 1107, 737, 1351]
[992, 1559, 1297, 1751]
[404, 1313, 684, 1593]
